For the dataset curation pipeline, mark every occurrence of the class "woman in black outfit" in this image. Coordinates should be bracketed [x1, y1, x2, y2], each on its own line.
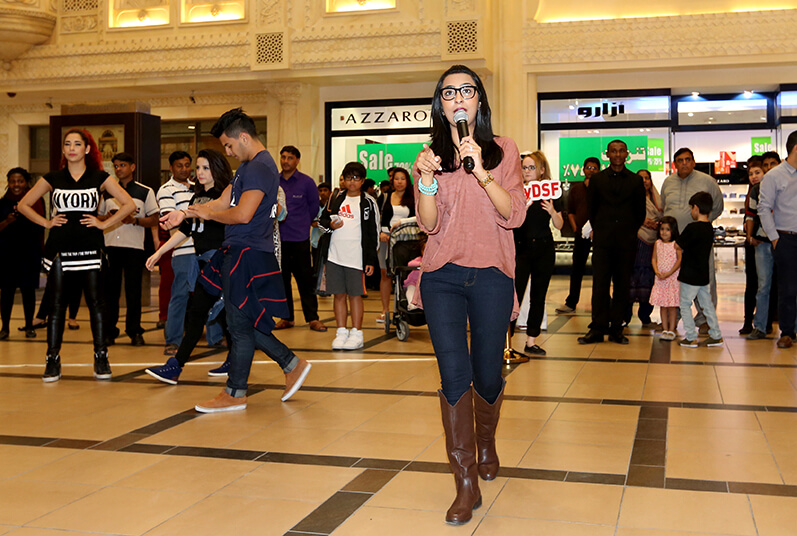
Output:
[17, 129, 135, 382]
[514, 151, 563, 355]
[0, 168, 45, 339]
[377, 167, 415, 322]
[144, 149, 231, 384]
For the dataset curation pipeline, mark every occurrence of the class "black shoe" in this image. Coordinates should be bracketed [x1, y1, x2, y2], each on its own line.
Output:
[156, 320, 166, 329]
[130, 334, 145, 346]
[746, 328, 767, 340]
[25, 329, 36, 338]
[608, 333, 629, 345]
[94, 349, 112, 380]
[21, 321, 47, 332]
[0, 329, 8, 340]
[43, 354, 61, 383]
[578, 330, 604, 344]
[739, 324, 753, 335]
[523, 344, 546, 356]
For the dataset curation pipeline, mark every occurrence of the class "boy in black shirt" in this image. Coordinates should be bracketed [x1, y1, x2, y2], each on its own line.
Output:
[676, 192, 723, 347]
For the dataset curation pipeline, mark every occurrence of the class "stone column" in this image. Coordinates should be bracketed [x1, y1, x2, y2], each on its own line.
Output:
[266, 82, 303, 156]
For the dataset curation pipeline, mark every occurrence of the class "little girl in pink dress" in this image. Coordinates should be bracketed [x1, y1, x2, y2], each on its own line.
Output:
[650, 217, 682, 341]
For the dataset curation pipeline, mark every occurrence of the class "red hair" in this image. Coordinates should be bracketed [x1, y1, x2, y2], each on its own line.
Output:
[59, 128, 105, 171]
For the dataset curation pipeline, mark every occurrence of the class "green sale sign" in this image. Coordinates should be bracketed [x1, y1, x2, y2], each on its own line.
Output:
[356, 143, 425, 181]
[559, 136, 663, 181]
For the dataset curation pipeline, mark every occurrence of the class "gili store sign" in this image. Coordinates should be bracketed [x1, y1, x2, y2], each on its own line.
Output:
[559, 136, 664, 181]
[357, 143, 425, 181]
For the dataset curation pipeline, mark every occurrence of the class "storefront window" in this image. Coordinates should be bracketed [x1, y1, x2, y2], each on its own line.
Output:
[109, 0, 170, 27]
[326, 0, 396, 13]
[676, 93, 769, 126]
[539, 95, 670, 125]
[778, 91, 797, 119]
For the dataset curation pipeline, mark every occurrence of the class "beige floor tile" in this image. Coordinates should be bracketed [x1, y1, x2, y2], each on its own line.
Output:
[506, 361, 586, 385]
[489, 479, 623, 525]
[769, 447, 797, 485]
[0, 446, 73, 480]
[217, 462, 361, 502]
[276, 405, 382, 431]
[30, 486, 207, 535]
[319, 429, 438, 459]
[368, 471, 506, 512]
[298, 361, 376, 387]
[668, 408, 760, 430]
[325, 361, 440, 390]
[667, 426, 771, 454]
[756, 411, 797, 433]
[719, 388, 797, 407]
[564, 382, 645, 400]
[229, 422, 349, 453]
[475, 517, 615, 536]
[114, 456, 260, 493]
[535, 419, 637, 447]
[666, 449, 783, 484]
[549, 402, 639, 423]
[499, 399, 559, 420]
[615, 530, 734, 536]
[0, 527, 12, 536]
[145, 415, 270, 448]
[518, 441, 630, 474]
[618, 487, 757, 535]
[505, 380, 573, 398]
[334, 505, 481, 536]
[748, 494, 797, 536]
[4, 529, 102, 536]
[494, 417, 547, 441]
[22, 450, 162, 486]
[642, 385, 724, 404]
[308, 392, 406, 413]
[0, 479, 97, 526]
[143, 493, 317, 536]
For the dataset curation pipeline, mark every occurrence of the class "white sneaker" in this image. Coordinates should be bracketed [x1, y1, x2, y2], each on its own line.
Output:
[342, 328, 364, 350]
[332, 327, 349, 350]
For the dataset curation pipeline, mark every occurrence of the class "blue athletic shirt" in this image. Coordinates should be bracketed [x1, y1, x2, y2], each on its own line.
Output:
[223, 149, 279, 252]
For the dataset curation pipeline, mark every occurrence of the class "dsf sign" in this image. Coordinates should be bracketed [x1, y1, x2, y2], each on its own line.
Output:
[524, 181, 562, 204]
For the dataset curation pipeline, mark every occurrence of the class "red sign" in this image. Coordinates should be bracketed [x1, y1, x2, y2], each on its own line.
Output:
[524, 181, 562, 203]
[715, 151, 737, 175]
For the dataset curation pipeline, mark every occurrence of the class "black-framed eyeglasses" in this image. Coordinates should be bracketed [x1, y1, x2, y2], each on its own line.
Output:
[344, 176, 364, 182]
[441, 85, 477, 101]
[522, 165, 536, 172]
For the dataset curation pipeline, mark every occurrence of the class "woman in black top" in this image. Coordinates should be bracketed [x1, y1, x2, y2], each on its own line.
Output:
[145, 149, 231, 384]
[17, 129, 135, 382]
[377, 167, 415, 322]
[514, 151, 563, 356]
[0, 168, 45, 339]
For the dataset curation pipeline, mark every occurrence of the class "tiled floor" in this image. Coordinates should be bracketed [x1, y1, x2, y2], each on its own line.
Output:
[0, 273, 796, 535]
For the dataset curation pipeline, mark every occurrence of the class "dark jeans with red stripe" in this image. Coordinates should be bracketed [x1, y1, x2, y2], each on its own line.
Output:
[222, 250, 298, 397]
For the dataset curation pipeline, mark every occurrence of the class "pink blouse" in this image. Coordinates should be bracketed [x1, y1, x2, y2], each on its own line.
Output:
[412, 136, 526, 315]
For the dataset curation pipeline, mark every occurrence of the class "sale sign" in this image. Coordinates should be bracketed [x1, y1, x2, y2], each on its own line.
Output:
[524, 180, 562, 204]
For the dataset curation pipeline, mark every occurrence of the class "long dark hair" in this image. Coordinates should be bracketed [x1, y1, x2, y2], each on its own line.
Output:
[391, 167, 414, 208]
[429, 65, 503, 172]
[195, 149, 232, 193]
[59, 129, 104, 172]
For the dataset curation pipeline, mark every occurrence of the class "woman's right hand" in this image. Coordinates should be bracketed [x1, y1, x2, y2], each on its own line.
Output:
[415, 144, 441, 181]
[380, 232, 390, 243]
[145, 252, 161, 272]
[46, 214, 67, 229]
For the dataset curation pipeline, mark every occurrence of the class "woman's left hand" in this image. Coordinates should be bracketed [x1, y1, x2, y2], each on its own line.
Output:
[541, 199, 556, 215]
[81, 214, 106, 230]
[459, 135, 484, 176]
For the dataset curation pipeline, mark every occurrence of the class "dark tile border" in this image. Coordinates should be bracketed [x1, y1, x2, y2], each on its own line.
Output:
[288, 490, 372, 535]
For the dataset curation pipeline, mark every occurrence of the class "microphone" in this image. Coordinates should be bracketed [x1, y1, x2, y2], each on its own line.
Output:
[454, 109, 475, 172]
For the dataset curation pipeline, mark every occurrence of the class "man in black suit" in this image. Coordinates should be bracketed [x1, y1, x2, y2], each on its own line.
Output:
[578, 140, 646, 345]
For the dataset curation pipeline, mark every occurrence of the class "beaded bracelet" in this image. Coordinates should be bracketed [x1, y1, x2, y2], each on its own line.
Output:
[418, 177, 439, 196]
[478, 171, 495, 188]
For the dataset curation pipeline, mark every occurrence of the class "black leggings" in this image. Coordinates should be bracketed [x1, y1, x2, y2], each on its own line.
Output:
[36, 283, 81, 322]
[174, 284, 229, 366]
[0, 286, 36, 331]
[515, 239, 556, 338]
[46, 256, 105, 354]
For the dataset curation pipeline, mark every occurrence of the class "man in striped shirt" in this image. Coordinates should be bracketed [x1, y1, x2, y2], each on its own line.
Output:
[157, 151, 195, 355]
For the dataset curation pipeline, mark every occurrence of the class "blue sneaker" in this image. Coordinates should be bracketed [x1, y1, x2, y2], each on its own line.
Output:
[208, 360, 230, 377]
[145, 357, 182, 385]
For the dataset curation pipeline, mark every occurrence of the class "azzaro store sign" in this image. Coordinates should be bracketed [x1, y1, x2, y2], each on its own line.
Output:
[540, 95, 670, 124]
[330, 104, 432, 131]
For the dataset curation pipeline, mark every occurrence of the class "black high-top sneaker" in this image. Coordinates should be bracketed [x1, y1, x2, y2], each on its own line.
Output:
[94, 349, 112, 380]
[43, 354, 61, 383]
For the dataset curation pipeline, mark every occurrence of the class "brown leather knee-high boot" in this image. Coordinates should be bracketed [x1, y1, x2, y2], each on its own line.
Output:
[473, 382, 505, 481]
[439, 389, 482, 525]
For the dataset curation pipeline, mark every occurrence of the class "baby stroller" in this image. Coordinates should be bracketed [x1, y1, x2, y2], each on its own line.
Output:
[385, 218, 426, 341]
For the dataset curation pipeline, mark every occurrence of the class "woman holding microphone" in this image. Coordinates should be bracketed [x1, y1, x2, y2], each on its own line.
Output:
[413, 64, 525, 525]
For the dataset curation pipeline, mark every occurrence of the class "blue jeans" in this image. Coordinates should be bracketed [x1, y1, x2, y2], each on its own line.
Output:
[753, 242, 775, 332]
[222, 251, 298, 398]
[165, 254, 198, 345]
[420, 263, 514, 405]
[679, 282, 721, 340]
